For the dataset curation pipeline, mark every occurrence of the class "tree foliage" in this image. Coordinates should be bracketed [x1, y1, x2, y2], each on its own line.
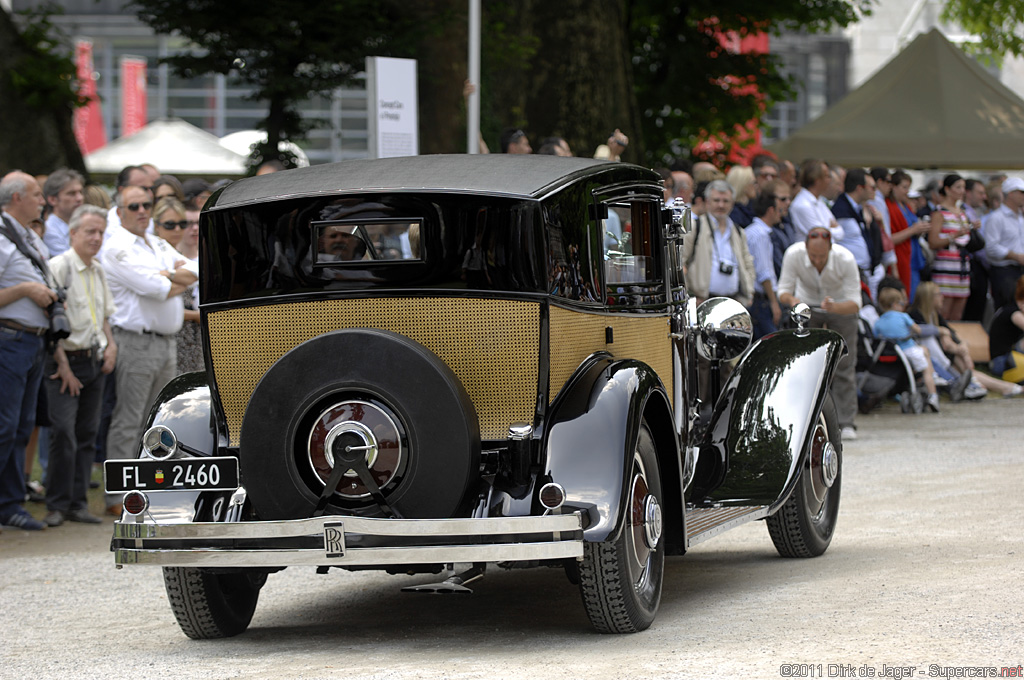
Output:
[941, 0, 1024, 61]
[130, 0, 432, 170]
[129, 0, 871, 167]
[0, 3, 85, 175]
[627, 0, 872, 164]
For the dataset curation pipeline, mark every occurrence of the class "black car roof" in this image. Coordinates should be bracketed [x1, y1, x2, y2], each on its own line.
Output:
[208, 154, 661, 210]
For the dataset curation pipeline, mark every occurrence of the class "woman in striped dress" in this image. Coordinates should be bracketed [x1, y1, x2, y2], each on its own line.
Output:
[927, 174, 973, 320]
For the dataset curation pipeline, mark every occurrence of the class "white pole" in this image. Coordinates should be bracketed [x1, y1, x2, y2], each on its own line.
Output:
[467, 0, 481, 154]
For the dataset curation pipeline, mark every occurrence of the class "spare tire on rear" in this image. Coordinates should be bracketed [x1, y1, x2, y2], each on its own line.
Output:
[240, 329, 481, 520]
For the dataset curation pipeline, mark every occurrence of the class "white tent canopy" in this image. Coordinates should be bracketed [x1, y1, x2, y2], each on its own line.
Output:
[85, 118, 249, 177]
[219, 130, 310, 168]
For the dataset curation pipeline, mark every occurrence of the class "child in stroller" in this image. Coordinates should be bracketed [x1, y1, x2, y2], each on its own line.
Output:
[872, 287, 942, 412]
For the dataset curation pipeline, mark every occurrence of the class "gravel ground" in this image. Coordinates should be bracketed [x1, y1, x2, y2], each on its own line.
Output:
[1, 396, 1022, 680]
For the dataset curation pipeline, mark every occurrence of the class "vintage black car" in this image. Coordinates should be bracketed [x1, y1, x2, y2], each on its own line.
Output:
[107, 155, 844, 638]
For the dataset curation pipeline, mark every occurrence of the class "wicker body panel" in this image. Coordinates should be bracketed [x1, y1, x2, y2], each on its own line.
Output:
[207, 298, 541, 445]
[548, 306, 673, 402]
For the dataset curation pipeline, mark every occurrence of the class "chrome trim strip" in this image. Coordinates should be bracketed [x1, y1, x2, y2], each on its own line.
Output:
[114, 541, 583, 568]
[113, 512, 582, 541]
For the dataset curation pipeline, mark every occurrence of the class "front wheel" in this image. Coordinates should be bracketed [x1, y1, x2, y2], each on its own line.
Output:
[163, 567, 266, 639]
[766, 396, 842, 557]
[578, 422, 664, 633]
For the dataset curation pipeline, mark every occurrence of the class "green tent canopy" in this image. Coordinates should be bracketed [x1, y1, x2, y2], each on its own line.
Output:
[767, 29, 1024, 170]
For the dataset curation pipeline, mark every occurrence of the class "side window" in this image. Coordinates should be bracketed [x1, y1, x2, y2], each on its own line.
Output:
[603, 201, 660, 285]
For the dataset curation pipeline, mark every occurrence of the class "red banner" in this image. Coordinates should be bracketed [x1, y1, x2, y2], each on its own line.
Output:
[120, 56, 148, 137]
[73, 40, 107, 154]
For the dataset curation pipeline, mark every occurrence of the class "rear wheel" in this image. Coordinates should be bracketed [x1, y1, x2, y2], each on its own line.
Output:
[578, 422, 664, 633]
[766, 396, 842, 557]
[163, 567, 266, 639]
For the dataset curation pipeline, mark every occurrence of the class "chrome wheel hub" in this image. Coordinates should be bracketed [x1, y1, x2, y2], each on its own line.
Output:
[323, 421, 378, 474]
[628, 456, 661, 579]
[808, 418, 836, 510]
[642, 495, 662, 550]
[821, 441, 838, 488]
[306, 399, 404, 499]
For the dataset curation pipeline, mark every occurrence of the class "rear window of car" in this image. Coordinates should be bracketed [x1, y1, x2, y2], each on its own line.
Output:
[312, 219, 422, 267]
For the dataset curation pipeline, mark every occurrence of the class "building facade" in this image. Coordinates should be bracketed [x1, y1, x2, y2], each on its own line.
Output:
[10, 0, 370, 164]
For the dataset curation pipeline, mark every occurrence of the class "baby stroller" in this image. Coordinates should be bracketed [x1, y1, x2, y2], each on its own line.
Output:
[856, 316, 925, 414]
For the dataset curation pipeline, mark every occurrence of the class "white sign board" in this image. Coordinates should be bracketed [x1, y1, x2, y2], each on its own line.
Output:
[366, 57, 419, 159]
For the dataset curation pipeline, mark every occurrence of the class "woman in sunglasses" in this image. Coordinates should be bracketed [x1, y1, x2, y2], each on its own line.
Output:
[153, 197, 188, 249]
[153, 197, 203, 374]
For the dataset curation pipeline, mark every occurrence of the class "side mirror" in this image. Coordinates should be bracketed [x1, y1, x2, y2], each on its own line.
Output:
[695, 297, 752, 362]
[662, 204, 692, 240]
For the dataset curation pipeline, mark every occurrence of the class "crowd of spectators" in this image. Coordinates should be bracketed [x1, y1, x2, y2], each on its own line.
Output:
[652, 153, 1024, 439]
[0, 161, 263, 532]
[4, 126, 1024, 532]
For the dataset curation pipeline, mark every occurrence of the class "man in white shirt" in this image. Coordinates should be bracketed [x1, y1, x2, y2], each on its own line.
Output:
[42, 168, 84, 256]
[105, 165, 154, 242]
[789, 159, 842, 241]
[101, 185, 197, 513]
[778, 227, 862, 441]
[43, 205, 117, 527]
[984, 176, 1024, 310]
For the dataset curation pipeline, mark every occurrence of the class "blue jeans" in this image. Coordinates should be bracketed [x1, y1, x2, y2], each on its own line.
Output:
[0, 327, 46, 518]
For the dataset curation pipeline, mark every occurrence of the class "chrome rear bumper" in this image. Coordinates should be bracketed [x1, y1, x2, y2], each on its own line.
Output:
[112, 513, 583, 568]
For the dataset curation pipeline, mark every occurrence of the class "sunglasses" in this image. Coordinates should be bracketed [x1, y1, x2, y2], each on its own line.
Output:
[774, 195, 791, 202]
[808, 231, 831, 240]
[158, 220, 189, 230]
[126, 202, 153, 212]
[759, 171, 778, 179]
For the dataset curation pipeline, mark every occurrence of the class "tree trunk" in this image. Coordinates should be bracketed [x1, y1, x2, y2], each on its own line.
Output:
[0, 9, 86, 177]
[524, 0, 641, 161]
[413, 0, 468, 154]
[256, 93, 287, 171]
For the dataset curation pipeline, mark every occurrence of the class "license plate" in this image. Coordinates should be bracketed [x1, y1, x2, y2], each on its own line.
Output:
[104, 457, 239, 493]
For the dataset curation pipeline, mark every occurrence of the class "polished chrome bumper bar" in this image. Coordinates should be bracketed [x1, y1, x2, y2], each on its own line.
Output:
[112, 513, 584, 568]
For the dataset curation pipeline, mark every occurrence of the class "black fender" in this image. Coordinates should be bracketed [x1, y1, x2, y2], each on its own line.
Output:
[692, 328, 845, 507]
[144, 371, 217, 456]
[542, 355, 680, 544]
[133, 372, 219, 523]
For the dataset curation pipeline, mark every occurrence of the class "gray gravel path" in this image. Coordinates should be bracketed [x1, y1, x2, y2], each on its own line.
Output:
[2, 396, 1022, 679]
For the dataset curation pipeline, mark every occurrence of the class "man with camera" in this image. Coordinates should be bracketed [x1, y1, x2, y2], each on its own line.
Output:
[680, 179, 755, 307]
[42, 205, 117, 527]
[0, 171, 54, 531]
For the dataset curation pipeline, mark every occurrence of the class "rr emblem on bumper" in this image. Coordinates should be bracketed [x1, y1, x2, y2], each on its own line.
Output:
[324, 521, 346, 558]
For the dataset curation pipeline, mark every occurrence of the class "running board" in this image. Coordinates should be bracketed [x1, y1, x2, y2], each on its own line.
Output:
[685, 505, 770, 548]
